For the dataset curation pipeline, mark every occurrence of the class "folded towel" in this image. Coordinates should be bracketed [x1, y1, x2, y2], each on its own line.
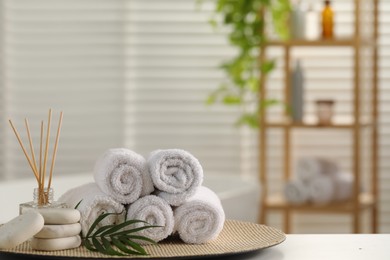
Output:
[284, 179, 310, 205]
[296, 157, 339, 182]
[174, 186, 225, 244]
[334, 172, 354, 201]
[307, 175, 335, 204]
[125, 195, 174, 244]
[93, 148, 154, 204]
[58, 183, 125, 236]
[148, 149, 203, 206]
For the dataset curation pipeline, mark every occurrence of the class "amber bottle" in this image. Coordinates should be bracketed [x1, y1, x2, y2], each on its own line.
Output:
[321, 0, 334, 39]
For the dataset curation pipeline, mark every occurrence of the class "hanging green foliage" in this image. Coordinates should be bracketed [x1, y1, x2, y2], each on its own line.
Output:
[206, 0, 291, 128]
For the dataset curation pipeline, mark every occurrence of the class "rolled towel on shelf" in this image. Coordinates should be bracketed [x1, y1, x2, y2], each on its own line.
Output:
[296, 157, 339, 182]
[174, 186, 225, 244]
[148, 149, 203, 206]
[307, 175, 335, 205]
[284, 179, 310, 205]
[94, 148, 154, 204]
[125, 195, 174, 244]
[58, 183, 125, 236]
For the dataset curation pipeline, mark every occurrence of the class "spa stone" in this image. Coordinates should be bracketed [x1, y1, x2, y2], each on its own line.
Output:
[37, 208, 80, 225]
[0, 211, 44, 249]
[34, 223, 82, 239]
[31, 235, 81, 251]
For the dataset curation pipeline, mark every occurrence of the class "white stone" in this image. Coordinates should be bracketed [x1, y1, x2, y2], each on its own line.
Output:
[31, 235, 81, 251]
[37, 208, 80, 225]
[34, 223, 81, 239]
[0, 211, 44, 249]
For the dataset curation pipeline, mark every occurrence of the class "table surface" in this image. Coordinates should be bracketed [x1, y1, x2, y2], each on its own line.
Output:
[1, 234, 387, 260]
[229, 234, 390, 260]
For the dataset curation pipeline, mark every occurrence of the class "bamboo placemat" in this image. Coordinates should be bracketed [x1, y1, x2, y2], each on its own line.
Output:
[0, 220, 285, 259]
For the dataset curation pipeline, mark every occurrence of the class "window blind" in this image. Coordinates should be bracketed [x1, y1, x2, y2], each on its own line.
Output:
[123, 0, 246, 175]
[0, 0, 126, 179]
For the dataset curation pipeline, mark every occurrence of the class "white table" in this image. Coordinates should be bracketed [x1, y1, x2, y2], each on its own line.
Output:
[1, 234, 386, 260]
[233, 234, 390, 260]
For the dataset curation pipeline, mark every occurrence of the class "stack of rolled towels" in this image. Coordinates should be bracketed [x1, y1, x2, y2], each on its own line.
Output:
[59, 148, 225, 244]
[284, 157, 354, 205]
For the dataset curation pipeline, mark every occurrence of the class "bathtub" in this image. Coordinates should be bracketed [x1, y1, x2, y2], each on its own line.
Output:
[0, 173, 261, 224]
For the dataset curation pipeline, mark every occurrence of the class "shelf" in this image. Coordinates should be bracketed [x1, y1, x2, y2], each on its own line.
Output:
[264, 117, 372, 129]
[266, 38, 375, 47]
[259, 0, 378, 233]
[265, 193, 375, 213]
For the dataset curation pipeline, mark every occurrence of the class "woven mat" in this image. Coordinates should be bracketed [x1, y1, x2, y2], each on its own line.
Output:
[0, 220, 285, 259]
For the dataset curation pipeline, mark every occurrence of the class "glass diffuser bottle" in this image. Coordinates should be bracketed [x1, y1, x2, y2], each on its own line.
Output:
[321, 0, 334, 39]
[19, 187, 66, 214]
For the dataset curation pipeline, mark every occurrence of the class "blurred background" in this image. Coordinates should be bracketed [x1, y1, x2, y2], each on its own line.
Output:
[0, 0, 388, 233]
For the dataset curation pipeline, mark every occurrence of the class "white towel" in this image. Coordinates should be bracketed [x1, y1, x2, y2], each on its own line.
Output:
[58, 183, 125, 236]
[148, 149, 203, 206]
[296, 157, 339, 182]
[334, 172, 354, 201]
[94, 148, 154, 204]
[284, 179, 310, 205]
[308, 175, 335, 204]
[125, 195, 174, 244]
[174, 186, 225, 244]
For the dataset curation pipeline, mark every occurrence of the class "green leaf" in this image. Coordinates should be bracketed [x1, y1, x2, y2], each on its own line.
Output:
[82, 212, 159, 256]
[92, 237, 106, 253]
[109, 225, 162, 237]
[101, 237, 125, 256]
[74, 200, 83, 210]
[85, 212, 113, 238]
[222, 95, 242, 105]
[260, 60, 276, 74]
[93, 224, 116, 236]
[208, 18, 218, 29]
[206, 94, 217, 105]
[236, 113, 259, 128]
[99, 219, 149, 237]
[83, 237, 98, 252]
[114, 237, 146, 255]
[260, 99, 280, 108]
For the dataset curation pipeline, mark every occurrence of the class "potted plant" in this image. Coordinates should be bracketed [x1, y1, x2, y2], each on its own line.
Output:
[206, 0, 291, 128]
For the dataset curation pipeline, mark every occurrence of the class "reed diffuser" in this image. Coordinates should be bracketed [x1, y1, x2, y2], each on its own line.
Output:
[9, 109, 67, 214]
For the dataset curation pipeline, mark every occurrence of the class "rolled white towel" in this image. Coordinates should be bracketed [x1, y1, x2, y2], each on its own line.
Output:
[174, 186, 225, 244]
[308, 175, 335, 204]
[58, 183, 125, 236]
[296, 157, 339, 182]
[94, 148, 154, 204]
[334, 172, 354, 201]
[284, 179, 310, 205]
[148, 149, 203, 206]
[125, 195, 174, 244]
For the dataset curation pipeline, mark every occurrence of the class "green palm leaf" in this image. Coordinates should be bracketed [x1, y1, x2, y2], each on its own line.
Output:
[82, 211, 159, 256]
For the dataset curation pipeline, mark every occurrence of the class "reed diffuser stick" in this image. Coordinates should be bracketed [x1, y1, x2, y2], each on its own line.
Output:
[41, 109, 52, 189]
[48, 111, 63, 191]
[8, 120, 40, 182]
[39, 121, 44, 187]
[25, 118, 38, 174]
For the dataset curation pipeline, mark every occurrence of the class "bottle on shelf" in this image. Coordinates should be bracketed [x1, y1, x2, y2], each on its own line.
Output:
[321, 0, 334, 39]
[290, 59, 304, 122]
[290, 0, 305, 39]
[304, 4, 320, 40]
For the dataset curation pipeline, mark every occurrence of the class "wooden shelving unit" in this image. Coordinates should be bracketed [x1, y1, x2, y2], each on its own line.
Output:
[259, 0, 379, 233]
